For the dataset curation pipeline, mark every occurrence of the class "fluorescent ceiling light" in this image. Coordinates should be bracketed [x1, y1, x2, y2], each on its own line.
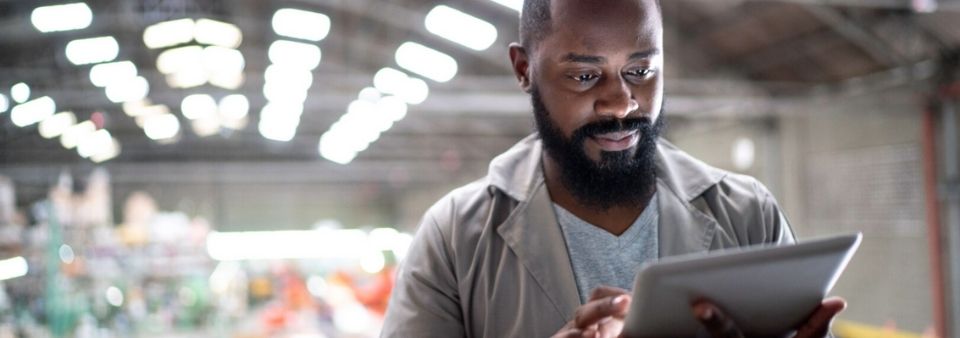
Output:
[194, 18, 243, 48]
[105, 76, 149, 103]
[89, 61, 137, 87]
[425, 5, 498, 51]
[209, 72, 244, 90]
[373, 67, 409, 96]
[181, 94, 217, 120]
[268, 40, 321, 70]
[156, 45, 203, 74]
[191, 117, 220, 137]
[11, 96, 56, 127]
[11, 83, 30, 104]
[143, 114, 180, 141]
[395, 42, 458, 83]
[39, 112, 77, 139]
[0, 94, 8, 113]
[258, 117, 299, 142]
[358, 87, 381, 102]
[399, 77, 429, 105]
[0, 256, 28, 281]
[262, 81, 309, 103]
[90, 138, 120, 163]
[219, 94, 249, 120]
[489, 0, 522, 12]
[166, 67, 208, 89]
[377, 96, 408, 123]
[319, 134, 358, 165]
[143, 18, 194, 49]
[258, 102, 303, 142]
[78, 129, 112, 158]
[272, 8, 331, 42]
[202, 46, 245, 74]
[31, 3, 92, 33]
[60, 120, 95, 149]
[372, 68, 430, 105]
[264, 64, 313, 90]
[65, 36, 119, 65]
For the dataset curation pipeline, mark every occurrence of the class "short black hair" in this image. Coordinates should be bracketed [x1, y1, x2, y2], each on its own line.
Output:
[519, 0, 661, 50]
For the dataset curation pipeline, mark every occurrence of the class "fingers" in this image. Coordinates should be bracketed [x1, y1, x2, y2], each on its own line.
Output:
[574, 294, 632, 329]
[795, 297, 847, 338]
[552, 328, 600, 338]
[692, 301, 744, 338]
[588, 286, 630, 302]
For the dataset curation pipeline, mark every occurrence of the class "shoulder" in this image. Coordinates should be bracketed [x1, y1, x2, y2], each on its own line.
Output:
[656, 139, 793, 244]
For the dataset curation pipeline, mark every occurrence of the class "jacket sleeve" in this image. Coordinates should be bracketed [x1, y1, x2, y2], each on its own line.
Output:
[381, 212, 466, 338]
[755, 180, 796, 245]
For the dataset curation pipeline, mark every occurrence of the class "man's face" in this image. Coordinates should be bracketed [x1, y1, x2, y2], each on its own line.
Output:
[528, 0, 664, 163]
[515, 0, 665, 209]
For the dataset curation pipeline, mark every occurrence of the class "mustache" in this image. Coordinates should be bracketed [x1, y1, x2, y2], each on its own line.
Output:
[572, 117, 653, 141]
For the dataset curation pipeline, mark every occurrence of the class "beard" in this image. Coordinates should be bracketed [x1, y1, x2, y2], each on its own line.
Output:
[532, 86, 665, 211]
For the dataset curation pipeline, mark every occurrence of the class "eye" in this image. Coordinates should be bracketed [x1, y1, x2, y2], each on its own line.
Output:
[571, 73, 599, 83]
[625, 68, 654, 78]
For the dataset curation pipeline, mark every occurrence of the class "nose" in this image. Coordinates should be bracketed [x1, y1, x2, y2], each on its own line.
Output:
[594, 76, 639, 119]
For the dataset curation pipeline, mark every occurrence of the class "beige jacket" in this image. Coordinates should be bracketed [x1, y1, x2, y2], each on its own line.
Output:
[382, 134, 795, 337]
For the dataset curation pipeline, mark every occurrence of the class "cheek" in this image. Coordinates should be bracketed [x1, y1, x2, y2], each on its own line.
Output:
[537, 84, 595, 135]
[634, 76, 664, 119]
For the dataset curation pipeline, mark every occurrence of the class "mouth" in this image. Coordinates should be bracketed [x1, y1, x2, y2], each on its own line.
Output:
[589, 130, 639, 152]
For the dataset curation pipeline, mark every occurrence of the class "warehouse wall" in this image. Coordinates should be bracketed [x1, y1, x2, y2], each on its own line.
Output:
[673, 88, 934, 332]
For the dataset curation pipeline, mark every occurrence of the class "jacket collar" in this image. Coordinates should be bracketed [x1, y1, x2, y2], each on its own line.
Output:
[491, 134, 726, 321]
[487, 133, 727, 203]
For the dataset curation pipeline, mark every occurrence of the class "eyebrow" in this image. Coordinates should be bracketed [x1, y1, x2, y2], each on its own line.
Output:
[559, 49, 661, 64]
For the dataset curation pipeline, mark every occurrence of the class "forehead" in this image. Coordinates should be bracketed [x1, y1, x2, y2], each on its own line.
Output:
[540, 0, 662, 58]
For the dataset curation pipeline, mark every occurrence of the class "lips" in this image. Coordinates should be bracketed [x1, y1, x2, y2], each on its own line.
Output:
[590, 130, 639, 152]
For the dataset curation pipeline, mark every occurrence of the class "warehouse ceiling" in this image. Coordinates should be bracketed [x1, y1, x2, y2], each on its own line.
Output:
[1, 0, 959, 176]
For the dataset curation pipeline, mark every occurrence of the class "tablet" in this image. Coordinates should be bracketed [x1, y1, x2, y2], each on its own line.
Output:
[623, 233, 862, 338]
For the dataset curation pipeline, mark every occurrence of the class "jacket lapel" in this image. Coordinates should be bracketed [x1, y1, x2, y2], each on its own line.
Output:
[654, 139, 727, 257]
[656, 180, 718, 257]
[497, 179, 581, 323]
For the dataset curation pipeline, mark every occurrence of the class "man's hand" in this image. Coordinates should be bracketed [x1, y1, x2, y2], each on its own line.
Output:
[552, 286, 632, 338]
[692, 297, 847, 338]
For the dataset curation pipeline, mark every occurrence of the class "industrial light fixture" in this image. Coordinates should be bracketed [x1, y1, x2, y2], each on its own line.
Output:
[143, 18, 195, 49]
[180, 94, 217, 120]
[39, 112, 77, 139]
[104, 76, 149, 103]
[194, 19, 243, 48]
[268, 40, 322, 70]
[10, 83, 30, 104]
[31, 3, 92, 33]
[89, 61, 137, 87]
[272, 8, 331, 42]
[0, 94, 8, 113]
[258, 102, 303, 142]
[373, 67, 430, 105]
[425, 5, 498, 51]
[89, 138, 121, 163]
[395, 42, 458, 83]
[218, 94, 249, 120]
[77, 129, 112, 158]
[11, 96, 56, 127]
[0, 256, 28, 281]
[143, 113, 180, 141]
[65, 36, 119, 65]
[60, 120, 96, 149]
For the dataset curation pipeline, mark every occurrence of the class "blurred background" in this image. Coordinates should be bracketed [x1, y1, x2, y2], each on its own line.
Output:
[0, 0, 958, 337]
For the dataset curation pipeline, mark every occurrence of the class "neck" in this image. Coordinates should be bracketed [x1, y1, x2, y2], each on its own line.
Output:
[542, 153, 655, 236]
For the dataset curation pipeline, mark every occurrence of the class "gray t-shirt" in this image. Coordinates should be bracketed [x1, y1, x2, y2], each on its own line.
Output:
[554, 194, 659, 303]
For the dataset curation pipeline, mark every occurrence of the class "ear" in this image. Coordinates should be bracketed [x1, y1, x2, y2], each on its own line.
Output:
[508, 42, 533, 93]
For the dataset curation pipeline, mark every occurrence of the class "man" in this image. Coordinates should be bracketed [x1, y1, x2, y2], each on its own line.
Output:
[381, 0, 846, 337]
